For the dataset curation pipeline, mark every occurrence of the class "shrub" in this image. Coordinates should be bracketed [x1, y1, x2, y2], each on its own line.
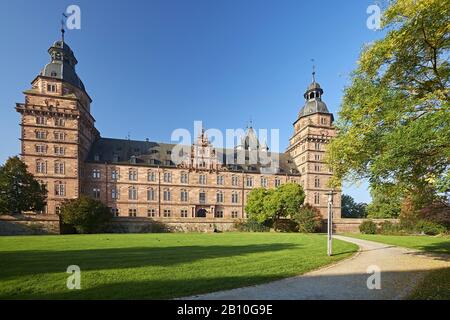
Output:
[359, 220, 377, 234]
[234, 219, 270, 232]
[292, 204, 323, 233]
[275, 219, 298, 233]
[59, 196, 113, 234]
[420, 200, 450, 230]
[379, 220, 403, 235]
[414, 220, 446, 235]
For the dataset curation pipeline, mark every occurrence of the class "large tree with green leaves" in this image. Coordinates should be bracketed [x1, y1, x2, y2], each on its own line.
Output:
[59, 195, 113, 234]
[327, 0, 449, 208]
[245, 182, 305, 230]
[341, 194, 367, 218]
[0, 157, 47, 214]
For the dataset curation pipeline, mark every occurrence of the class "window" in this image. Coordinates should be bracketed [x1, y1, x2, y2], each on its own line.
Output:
[315, 142, 321, 150]
[36, 160, 46, 173]
[180, 209, 188, 218]
[163, 172, 172, 183]
[232, 175, 239, 186]
[246, 177, 253, 187]
[275, 178, 281, 187]
[36, 116, 46, 125]
[260, 177, 268, 188]
[47, 84, 57, 92]
[129, 169, 137, 181]
[147, 171, 156, 182]
[163, 189, 171, 201]
[215, 210, 223, 218]
[111, 188, 119, 200]
[55, 118, 65, 127]
[92, 169, 101, 179]
[147, 188, 155, 201]
[199, 174, 206, 185]
[315, 165, 321, 172]
[321, 117, 326, 125]
[55, 182, 65, 196]
[216, 191, 224, 203]
[36, 145, 46, 154]
[128, 186, 137, 200]
[147, 209, 156, 217]
[36, 131, 47, 139]
[315, 154, 321, 161]
[217, 175, 224, 185]
[180, 172, 188, 184]
[55, 206, 61, 215]
[163, 209, 171, 218]
[111, 170, 119, 180]
[231, 192, 239, 204]
[92, 187, 100, 199]
[128, 208, 137, 217]
[231, 211, 238, 219]
[54, 146, 65, 155]
[111, 208, 119, 217]
[54, 161, 65, 174]
[54, 132, 65, 141]
[314, 193, 320, 204]
[314, 177, 320, 188]
[199, 192, 206, 204]
[180, 189, 188, 202]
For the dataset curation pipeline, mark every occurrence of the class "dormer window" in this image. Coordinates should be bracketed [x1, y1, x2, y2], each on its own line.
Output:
[47, 84, 57, 93]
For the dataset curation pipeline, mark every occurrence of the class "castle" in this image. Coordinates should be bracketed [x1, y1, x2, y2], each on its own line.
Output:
[15, 36, 341, 227]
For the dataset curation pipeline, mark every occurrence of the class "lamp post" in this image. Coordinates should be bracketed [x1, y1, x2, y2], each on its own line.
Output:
[326, 189, 336, 256]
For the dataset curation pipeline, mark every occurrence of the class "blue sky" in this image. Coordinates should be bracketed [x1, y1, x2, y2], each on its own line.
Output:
[0, 0, 385, 203]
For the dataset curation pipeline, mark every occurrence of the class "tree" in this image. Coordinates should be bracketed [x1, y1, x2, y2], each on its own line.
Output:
[326, 0, 450, 211]
[59, 195, 113, 234]
[341, 194, 367, 218]
[366, 185, 402, 218]
[245, 182, 306, 230]
[293, 204, 323, 233]
[0, 156, 47, 214]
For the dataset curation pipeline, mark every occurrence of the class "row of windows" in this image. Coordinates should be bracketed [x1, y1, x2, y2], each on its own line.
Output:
[92, 169, 283, 187]
[36, 160, 65, 174]
[97, 187, 242, 204]
[111, 208, 241, 218]
[35, 145, 66, 155]
[35, 116, 65, 127]
[35, 131, 66, 141]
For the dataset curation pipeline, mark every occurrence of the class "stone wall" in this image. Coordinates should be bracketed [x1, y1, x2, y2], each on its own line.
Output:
[0, 214, 60, 235]
[106, 217, 237, 233]
[332, 218, 400, 233]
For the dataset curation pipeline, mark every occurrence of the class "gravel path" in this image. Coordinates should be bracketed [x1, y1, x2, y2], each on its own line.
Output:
[184, 235, 449, 300]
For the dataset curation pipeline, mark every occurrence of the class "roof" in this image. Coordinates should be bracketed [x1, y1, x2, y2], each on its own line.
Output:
[40, 40, 86, 92]
[298, 99, 330, 118]
[86, 137, 300, 175]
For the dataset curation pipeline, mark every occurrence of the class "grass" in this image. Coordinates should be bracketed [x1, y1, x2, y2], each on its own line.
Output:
[0, 232, 357, 299]
[344, 233, 450, 300]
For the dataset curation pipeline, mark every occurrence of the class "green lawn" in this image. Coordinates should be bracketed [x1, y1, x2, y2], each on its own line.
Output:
[344, 234, 450, 254]
[0, 232, 357, 299]
[344, 233, 450, 300]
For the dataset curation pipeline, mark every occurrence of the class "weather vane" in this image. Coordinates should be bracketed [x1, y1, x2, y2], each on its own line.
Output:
[61, 12, 68, 41]
[311, 58, 316, 83]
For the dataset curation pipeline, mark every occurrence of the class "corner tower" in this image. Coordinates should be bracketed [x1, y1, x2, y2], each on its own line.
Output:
[15, 36, 99, 215]
[287, 73, 341, 218]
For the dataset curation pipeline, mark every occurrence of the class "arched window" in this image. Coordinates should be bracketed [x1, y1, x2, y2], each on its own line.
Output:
[314, 177, 320, 188]
[36, 159, 46, 173]
[147, 188, 155, 201]
[163, 188, 171, 201]
[180, 189, 188, 202]
[128, 186, 137, 200]
[216, 191, 224, 203]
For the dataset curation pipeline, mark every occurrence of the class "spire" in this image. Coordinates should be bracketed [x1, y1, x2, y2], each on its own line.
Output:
[61, 13, 67, 42]
[311, 59, 316, 83]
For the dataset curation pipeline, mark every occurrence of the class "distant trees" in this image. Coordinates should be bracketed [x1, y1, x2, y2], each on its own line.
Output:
[292, 204, 323, 233]
[0, 157, 47, 214]
[245, 182, 306, 231]
[341, 194, 367, 218]
[59, 195, 113, 234]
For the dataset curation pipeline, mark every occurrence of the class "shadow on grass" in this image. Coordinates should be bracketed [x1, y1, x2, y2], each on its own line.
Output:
[0, 243, 298, 279]
[3, 269, 441, 300]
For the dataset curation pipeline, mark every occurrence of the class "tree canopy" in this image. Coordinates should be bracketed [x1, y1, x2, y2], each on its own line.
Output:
[341, 194, 367, 218]
[0, 157, 47, 214]
[326, 0, 449, 208]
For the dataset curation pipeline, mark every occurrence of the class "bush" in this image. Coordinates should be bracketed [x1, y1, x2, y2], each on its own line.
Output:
[420, 200, 450, 230]
[292, 204, 323, 233]
[59, 196, 113, 234]
[414, 220, 446, 235]
[275, 219, 298, 233]
[234, 219, 270, 232]
[359, 220, 377, 234]
[379, 220, 403, 235]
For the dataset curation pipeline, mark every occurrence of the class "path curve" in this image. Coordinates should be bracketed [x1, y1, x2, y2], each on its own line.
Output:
[183, 235, 449, 300]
